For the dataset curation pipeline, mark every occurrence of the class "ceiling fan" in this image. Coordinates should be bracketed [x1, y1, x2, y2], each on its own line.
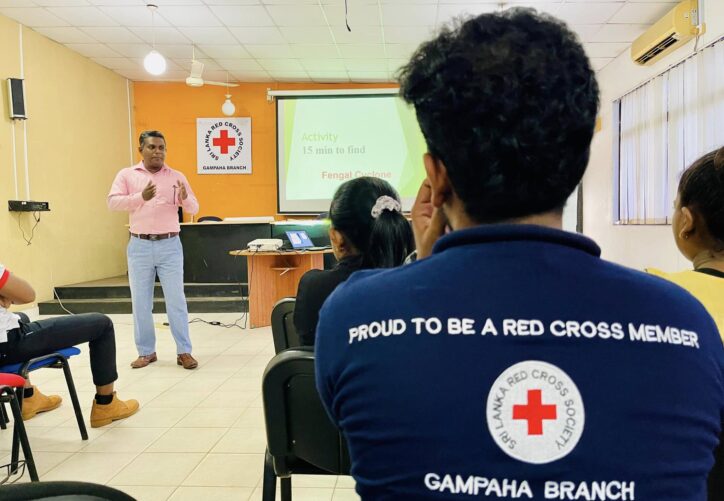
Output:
[185, 46, 238, 88]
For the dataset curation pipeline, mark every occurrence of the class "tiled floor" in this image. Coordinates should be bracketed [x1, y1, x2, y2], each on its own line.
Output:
[0, 313, 359, 500]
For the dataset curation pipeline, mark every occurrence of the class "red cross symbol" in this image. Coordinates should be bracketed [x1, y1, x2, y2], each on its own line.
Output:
[213, 129, 236, 154]
[512, 389, 557, 435]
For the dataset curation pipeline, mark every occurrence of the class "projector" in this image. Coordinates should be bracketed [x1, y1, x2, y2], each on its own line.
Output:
[247, 239, 283, 252]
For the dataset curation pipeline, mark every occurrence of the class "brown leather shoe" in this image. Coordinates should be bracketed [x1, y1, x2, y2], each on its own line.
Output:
[130, 353, 157, 369]
[177, 353, 198, 370]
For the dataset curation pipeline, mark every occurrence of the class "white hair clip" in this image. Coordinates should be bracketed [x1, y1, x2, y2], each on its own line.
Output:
[370, 195, 402, 219]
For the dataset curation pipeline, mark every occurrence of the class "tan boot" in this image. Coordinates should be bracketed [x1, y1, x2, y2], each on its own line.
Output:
[90, 392, 140, 428]
[22, 386, 62, 420]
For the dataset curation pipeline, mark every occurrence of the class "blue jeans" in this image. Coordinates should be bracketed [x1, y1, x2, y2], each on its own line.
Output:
[127, 235, 192, 356]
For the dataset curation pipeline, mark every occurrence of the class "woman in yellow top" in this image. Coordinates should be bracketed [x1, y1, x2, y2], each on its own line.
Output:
[648, 146, 724, 339]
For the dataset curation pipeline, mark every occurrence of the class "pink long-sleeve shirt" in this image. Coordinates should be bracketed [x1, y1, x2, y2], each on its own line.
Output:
[107, 162, 199, 234]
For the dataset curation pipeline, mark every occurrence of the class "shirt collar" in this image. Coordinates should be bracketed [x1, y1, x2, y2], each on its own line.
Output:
[336, 255, 363, 270]
[432, 224, 601, 258]
[695, 268, 724, 279]
[134, 162, 169, 173]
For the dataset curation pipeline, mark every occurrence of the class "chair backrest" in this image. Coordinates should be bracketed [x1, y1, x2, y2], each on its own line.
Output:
[197, 216, 222, 222]
[271, 298, 300, 353]
[0, 481, 134, 500]
[262, 348, 350, 477]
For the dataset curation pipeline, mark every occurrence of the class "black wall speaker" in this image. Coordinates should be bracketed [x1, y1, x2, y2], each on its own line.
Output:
[7, 78, 27, 120]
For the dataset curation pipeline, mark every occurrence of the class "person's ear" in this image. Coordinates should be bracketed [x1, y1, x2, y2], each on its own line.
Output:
[679, 206, 696, 240]
[329, 228, 345, 250]
[423, 153, 453, 209]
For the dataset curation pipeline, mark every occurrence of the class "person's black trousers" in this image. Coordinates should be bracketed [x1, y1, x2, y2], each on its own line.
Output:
[0, 313, 118, 386]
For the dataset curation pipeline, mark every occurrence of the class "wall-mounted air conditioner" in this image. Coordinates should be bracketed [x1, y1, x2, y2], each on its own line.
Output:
[631, 0, 705, 66]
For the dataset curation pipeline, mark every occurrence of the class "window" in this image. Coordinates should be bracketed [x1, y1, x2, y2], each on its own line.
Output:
[614, 39, 724, 225]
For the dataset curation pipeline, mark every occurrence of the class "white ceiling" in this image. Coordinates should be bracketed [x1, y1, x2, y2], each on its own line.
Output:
[0, 0, 679, 83]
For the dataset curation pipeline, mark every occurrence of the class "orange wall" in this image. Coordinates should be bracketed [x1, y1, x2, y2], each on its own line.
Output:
[132, 81, 397, 220]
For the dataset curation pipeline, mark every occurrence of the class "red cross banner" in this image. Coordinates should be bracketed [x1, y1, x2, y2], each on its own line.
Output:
[196, 118, 252, 175]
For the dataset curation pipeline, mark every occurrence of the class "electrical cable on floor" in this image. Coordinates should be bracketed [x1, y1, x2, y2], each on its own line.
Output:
[188, 316, 246, 329]
[182, 248, 251, 330]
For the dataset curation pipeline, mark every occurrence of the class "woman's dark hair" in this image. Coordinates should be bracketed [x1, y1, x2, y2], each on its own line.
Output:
[398, 8, 599, 223]
[329, 177, 414, 269]
[678, 146, 724, 248]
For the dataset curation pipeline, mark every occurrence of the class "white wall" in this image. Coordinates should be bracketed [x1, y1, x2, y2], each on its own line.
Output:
[582, 0, 723, 272]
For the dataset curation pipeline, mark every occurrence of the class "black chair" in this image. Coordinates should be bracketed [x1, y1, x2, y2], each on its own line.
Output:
[197, 216, 222, 222]
[262, 349, 351, 501]
[270, 298, 300, 353]
[0, 481, 135, 500]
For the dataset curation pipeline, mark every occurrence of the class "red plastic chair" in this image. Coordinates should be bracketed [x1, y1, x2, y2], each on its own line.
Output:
[0, 373, 39, 483]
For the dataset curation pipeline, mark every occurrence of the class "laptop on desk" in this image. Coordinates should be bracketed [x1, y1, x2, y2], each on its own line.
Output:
[285, 230, 331, 251]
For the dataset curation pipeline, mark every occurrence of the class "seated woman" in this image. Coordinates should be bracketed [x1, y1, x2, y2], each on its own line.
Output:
[647, 146, 724, 338]
[0, 263, 139, 427]
[294, 177, 414, 346]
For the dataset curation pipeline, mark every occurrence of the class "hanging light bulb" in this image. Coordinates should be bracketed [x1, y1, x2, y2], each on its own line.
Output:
[222, 94, 236, 116]
[144, 50, 166, 75]
[221, 72, 235, 116]
[144, 4, 166, 76]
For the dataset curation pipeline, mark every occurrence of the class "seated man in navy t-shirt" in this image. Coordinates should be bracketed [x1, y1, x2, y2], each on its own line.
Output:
[315, 8, 723, 501]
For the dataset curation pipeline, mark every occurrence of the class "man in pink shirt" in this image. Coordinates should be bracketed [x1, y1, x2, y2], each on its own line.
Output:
[108, 130, 199, 369]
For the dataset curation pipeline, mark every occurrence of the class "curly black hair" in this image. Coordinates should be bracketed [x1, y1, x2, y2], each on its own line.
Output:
[398, 8, 599, 222]
[678, 146, 724, 248]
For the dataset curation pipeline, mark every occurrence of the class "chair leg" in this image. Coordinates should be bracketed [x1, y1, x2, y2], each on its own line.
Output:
[10, 389, 23, 473]
[280, 477, 292, 501]
[262, 449, 277, 501]
[59, 358, 88, 440]
[0, 402, 8, 429]
[6, 394, 39, 481]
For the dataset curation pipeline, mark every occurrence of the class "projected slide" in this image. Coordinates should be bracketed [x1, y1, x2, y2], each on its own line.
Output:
[277, 95, 427, 213]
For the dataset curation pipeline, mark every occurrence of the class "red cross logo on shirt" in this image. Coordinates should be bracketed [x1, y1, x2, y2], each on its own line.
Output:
[213, 130, 236, 154]
[512, 389, 557, 435]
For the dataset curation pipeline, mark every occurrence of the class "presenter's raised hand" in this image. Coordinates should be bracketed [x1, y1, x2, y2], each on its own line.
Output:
[142, 180, 156, 201]
[411, 179, 448, 260]
[177, 180, 188, 201]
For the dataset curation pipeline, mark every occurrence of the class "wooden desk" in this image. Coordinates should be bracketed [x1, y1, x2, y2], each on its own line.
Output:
[229, 249, 332, 328]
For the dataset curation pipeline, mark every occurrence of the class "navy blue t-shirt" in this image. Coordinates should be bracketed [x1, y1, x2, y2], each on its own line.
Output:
[316, 225, 724, 501]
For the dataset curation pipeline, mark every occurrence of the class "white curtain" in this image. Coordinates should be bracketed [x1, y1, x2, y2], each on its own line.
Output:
[616, 39, 724, 225]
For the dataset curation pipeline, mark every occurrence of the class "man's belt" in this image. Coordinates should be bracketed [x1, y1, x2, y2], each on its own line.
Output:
[130, 232, 179, 241]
